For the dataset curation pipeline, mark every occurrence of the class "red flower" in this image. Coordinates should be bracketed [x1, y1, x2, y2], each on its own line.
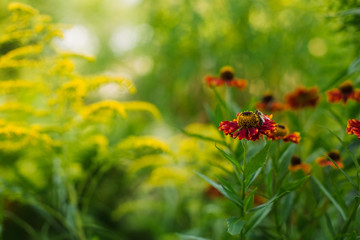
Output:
[288, 156, 311, 174]
[256, 92, 287, 113]
[267, 124, 301, 144]
[316, 150, 344, 169]
[204, 66, 247, 90]
[218, 110, 276, 141]
[347, 119, 360, 139]
[327, 80, 360, 104]
[285, 86, 319, 110]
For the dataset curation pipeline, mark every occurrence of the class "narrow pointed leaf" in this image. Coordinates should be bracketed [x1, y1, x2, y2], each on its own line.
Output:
[311, 176, 347, 220]
[195, 171, 243, 208]
[180, 129, 227, 146]
[245, 142, 271, 178]
[215, 145, 240, 168]
[281, 175, 310, 192]
[227, 217, 245, 235]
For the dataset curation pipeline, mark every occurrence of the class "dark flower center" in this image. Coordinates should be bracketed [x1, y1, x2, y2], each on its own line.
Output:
[291, 156, 301, 166]
[237, 111, 259, 129]
[220, 70, 234, 81]
[262, 94, 274, 104]
[327, 151, 340, 161]
[339, 82, 353, 95]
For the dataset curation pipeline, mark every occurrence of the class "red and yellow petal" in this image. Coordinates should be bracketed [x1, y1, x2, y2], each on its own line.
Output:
[283, 132, 301, 144]
[347, 119, 360, 139]
[218, 120, 239, 135]
[316, 157, 344, 169]
[288, 163, 311, 174]
[228, 79, 248, 90]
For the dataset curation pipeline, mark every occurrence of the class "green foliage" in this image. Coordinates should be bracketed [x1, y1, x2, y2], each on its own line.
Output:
[1, 0, 360, 239]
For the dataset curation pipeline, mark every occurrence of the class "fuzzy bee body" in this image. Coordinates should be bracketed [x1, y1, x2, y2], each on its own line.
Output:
[255, 109, 267, 126]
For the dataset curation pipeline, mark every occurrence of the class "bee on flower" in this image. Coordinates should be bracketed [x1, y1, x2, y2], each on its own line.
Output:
[326, 80, 360, 104]
[204, 66, 248, 90]
[347, 119, 360, 139]
[267, 124, 301, 144]
[288, 155, 311, 174]
[285, 86, 319, 110]
[315, 150, 344, 169]
[218, 110, 276, 141]
[256, 92, 287, 113]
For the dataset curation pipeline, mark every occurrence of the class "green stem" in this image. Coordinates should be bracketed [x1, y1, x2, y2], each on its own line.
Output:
[241, 140, 247, 205]
[338, 198, 360, 238]
[240, 140, 247, 240]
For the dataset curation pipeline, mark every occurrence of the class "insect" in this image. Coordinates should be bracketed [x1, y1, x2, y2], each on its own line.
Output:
[255, 109, 268, 126]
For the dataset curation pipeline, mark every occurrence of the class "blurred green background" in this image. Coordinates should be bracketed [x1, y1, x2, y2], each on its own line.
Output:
[1, 0, 356, 127]
[1, 0, 360, 239]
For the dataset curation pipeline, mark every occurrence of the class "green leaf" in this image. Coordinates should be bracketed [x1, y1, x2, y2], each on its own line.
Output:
[244, 202, 273, 234]
[245, 142, 271, 178]
[177, 233, 211, 240]
[244, 188, 257, 212]
[215, 145, 241, 169]
[195, 171, 243, 208]
[227, 217, 245, 235]
[249, 191, 288, 212]
[281, 175, 310, 192]
[180, 129, 227, 146]
[325, 155, 357, 189]
[212, 86, 228, 111]
[311, 176, 347, 220]
[278, 144, 296, 177]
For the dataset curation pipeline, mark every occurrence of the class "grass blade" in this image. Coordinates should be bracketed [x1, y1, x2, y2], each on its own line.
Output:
[311, 176, 347, 220]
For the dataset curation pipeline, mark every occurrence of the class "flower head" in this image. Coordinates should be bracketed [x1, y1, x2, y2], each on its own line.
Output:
[327, 80, 360, 104]
[347, 119, 360, 139]
[256, 92, 287, 112]
[218, 110, 276, 141]
[285, 87, 319, 110]
[204, 66, 247, 90]
[288, 156, 311, 174]
[267, 124, 301, 144]
[316, 150, 344, 169]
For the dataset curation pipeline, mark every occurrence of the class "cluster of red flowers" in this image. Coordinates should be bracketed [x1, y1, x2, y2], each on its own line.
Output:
[205, 66, 360, 175]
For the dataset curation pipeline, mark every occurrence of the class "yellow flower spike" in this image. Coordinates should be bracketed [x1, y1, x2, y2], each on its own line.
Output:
[117, 136, 171, 154]
[122, 101, 162, 120]
[0, 124, 59, 150]
[147, 166, 189, 187]
[81, 100, 127, 120]
[8, 2, 38, 15]
[0, 102, 48, 116]
[87, 75, 136, 94]
[0, 44, 43, 60]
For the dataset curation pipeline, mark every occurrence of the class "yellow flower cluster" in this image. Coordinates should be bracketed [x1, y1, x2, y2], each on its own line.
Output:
[0, 124, 59, 151]
[117, 135, 171, 154]
[0, 80, 45, 94]
[87, 75, 136, 94]
[81, 100, 161, 121]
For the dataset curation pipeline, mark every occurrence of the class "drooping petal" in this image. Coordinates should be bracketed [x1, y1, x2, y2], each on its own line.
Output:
[283, 132, 301, 144]
[347, 119, 360, 139]
[246, 127, 259, 140]
[228, 79, 248, 90]
[218, 120, 239, 135]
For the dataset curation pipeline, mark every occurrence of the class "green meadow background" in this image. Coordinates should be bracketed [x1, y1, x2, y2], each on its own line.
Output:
[1, 0, 360, 239]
